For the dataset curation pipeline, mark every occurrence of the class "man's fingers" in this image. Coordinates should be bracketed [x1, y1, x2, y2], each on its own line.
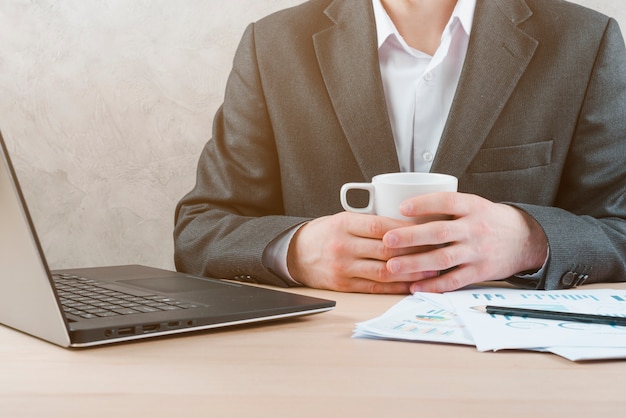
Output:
[409, 265, 478, 293]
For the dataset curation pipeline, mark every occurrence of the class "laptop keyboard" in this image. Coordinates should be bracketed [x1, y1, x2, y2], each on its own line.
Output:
[53, 273, 203, 319]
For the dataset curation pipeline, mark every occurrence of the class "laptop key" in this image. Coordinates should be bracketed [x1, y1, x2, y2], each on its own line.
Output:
[134, 306, 160, 313]
[96, 312, 119, 317]
[112, 308, 140, 315]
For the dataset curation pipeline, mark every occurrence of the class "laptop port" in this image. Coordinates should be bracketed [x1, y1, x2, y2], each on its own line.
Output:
[117, 327, 134, 336]
[141, 324, 160, 333]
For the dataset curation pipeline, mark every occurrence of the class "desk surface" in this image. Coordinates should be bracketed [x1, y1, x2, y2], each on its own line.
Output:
[1, 283, 625, 417]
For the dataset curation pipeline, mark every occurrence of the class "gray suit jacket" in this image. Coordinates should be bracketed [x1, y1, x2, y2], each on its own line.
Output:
[174, 0, 626, 290]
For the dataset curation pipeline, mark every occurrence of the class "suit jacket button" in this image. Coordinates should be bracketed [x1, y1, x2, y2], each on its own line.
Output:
[561, 271, 577, 287]
[561, 271, 589, 288]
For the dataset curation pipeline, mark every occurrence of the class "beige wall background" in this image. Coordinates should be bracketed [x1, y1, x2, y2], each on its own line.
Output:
[0, 0, 623, 272]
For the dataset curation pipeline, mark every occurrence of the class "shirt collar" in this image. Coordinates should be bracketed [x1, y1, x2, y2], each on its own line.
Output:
[372, 0, 476, 49]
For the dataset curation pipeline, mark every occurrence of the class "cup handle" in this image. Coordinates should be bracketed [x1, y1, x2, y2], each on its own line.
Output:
[340, 183, 375, 214]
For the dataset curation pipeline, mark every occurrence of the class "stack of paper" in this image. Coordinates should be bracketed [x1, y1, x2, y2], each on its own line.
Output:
[353, 287, 626, 361]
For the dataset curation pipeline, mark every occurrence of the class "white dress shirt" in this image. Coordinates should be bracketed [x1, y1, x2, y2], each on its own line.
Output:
[373, 0, 475, 172]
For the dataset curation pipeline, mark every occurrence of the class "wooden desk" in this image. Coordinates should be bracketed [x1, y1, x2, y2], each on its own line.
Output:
[1, 284, 625, 417]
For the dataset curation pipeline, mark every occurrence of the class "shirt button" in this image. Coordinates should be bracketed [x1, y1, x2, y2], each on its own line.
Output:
[423, 72, 433, 82]
[422, 151, 434, 162]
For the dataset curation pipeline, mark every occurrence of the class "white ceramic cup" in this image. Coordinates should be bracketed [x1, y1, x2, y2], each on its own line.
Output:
[340, 172, 458, 222]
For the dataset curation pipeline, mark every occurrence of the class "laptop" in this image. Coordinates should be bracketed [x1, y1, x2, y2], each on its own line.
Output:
[0, 130, 335, 347]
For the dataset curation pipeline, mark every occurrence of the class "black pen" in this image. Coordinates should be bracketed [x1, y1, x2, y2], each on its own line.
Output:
[472, 305, 626, 327]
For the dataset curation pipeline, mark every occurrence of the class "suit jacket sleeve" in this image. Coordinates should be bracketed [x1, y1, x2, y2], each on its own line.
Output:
[510, 18, 626, 290]
[173, 23, 310, 287]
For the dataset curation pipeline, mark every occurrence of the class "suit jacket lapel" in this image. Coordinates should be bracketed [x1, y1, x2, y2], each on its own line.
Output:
[314, 0, 400, 181]
[432, 0, 538, 178]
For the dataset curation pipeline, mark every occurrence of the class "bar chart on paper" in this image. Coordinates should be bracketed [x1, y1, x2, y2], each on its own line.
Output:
[466, 290, 626, 317]
[393, 309, 458, 336]
[353, 294, 474, 345]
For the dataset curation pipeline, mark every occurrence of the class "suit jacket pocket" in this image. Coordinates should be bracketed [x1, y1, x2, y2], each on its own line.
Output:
[467, 140, 553, 173]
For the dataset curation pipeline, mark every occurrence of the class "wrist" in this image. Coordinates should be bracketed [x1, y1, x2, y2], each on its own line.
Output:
[517, 209, 549, 272]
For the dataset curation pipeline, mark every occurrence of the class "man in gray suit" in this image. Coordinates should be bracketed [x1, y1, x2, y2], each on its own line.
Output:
[174, 0, 626, 294]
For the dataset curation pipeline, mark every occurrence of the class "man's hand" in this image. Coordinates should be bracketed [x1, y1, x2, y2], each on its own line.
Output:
[286, 212, 439, 294]
[383, 192, 548, 293]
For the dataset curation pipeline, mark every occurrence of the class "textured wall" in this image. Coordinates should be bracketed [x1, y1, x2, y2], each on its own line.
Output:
[0, 0, 623, 271]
